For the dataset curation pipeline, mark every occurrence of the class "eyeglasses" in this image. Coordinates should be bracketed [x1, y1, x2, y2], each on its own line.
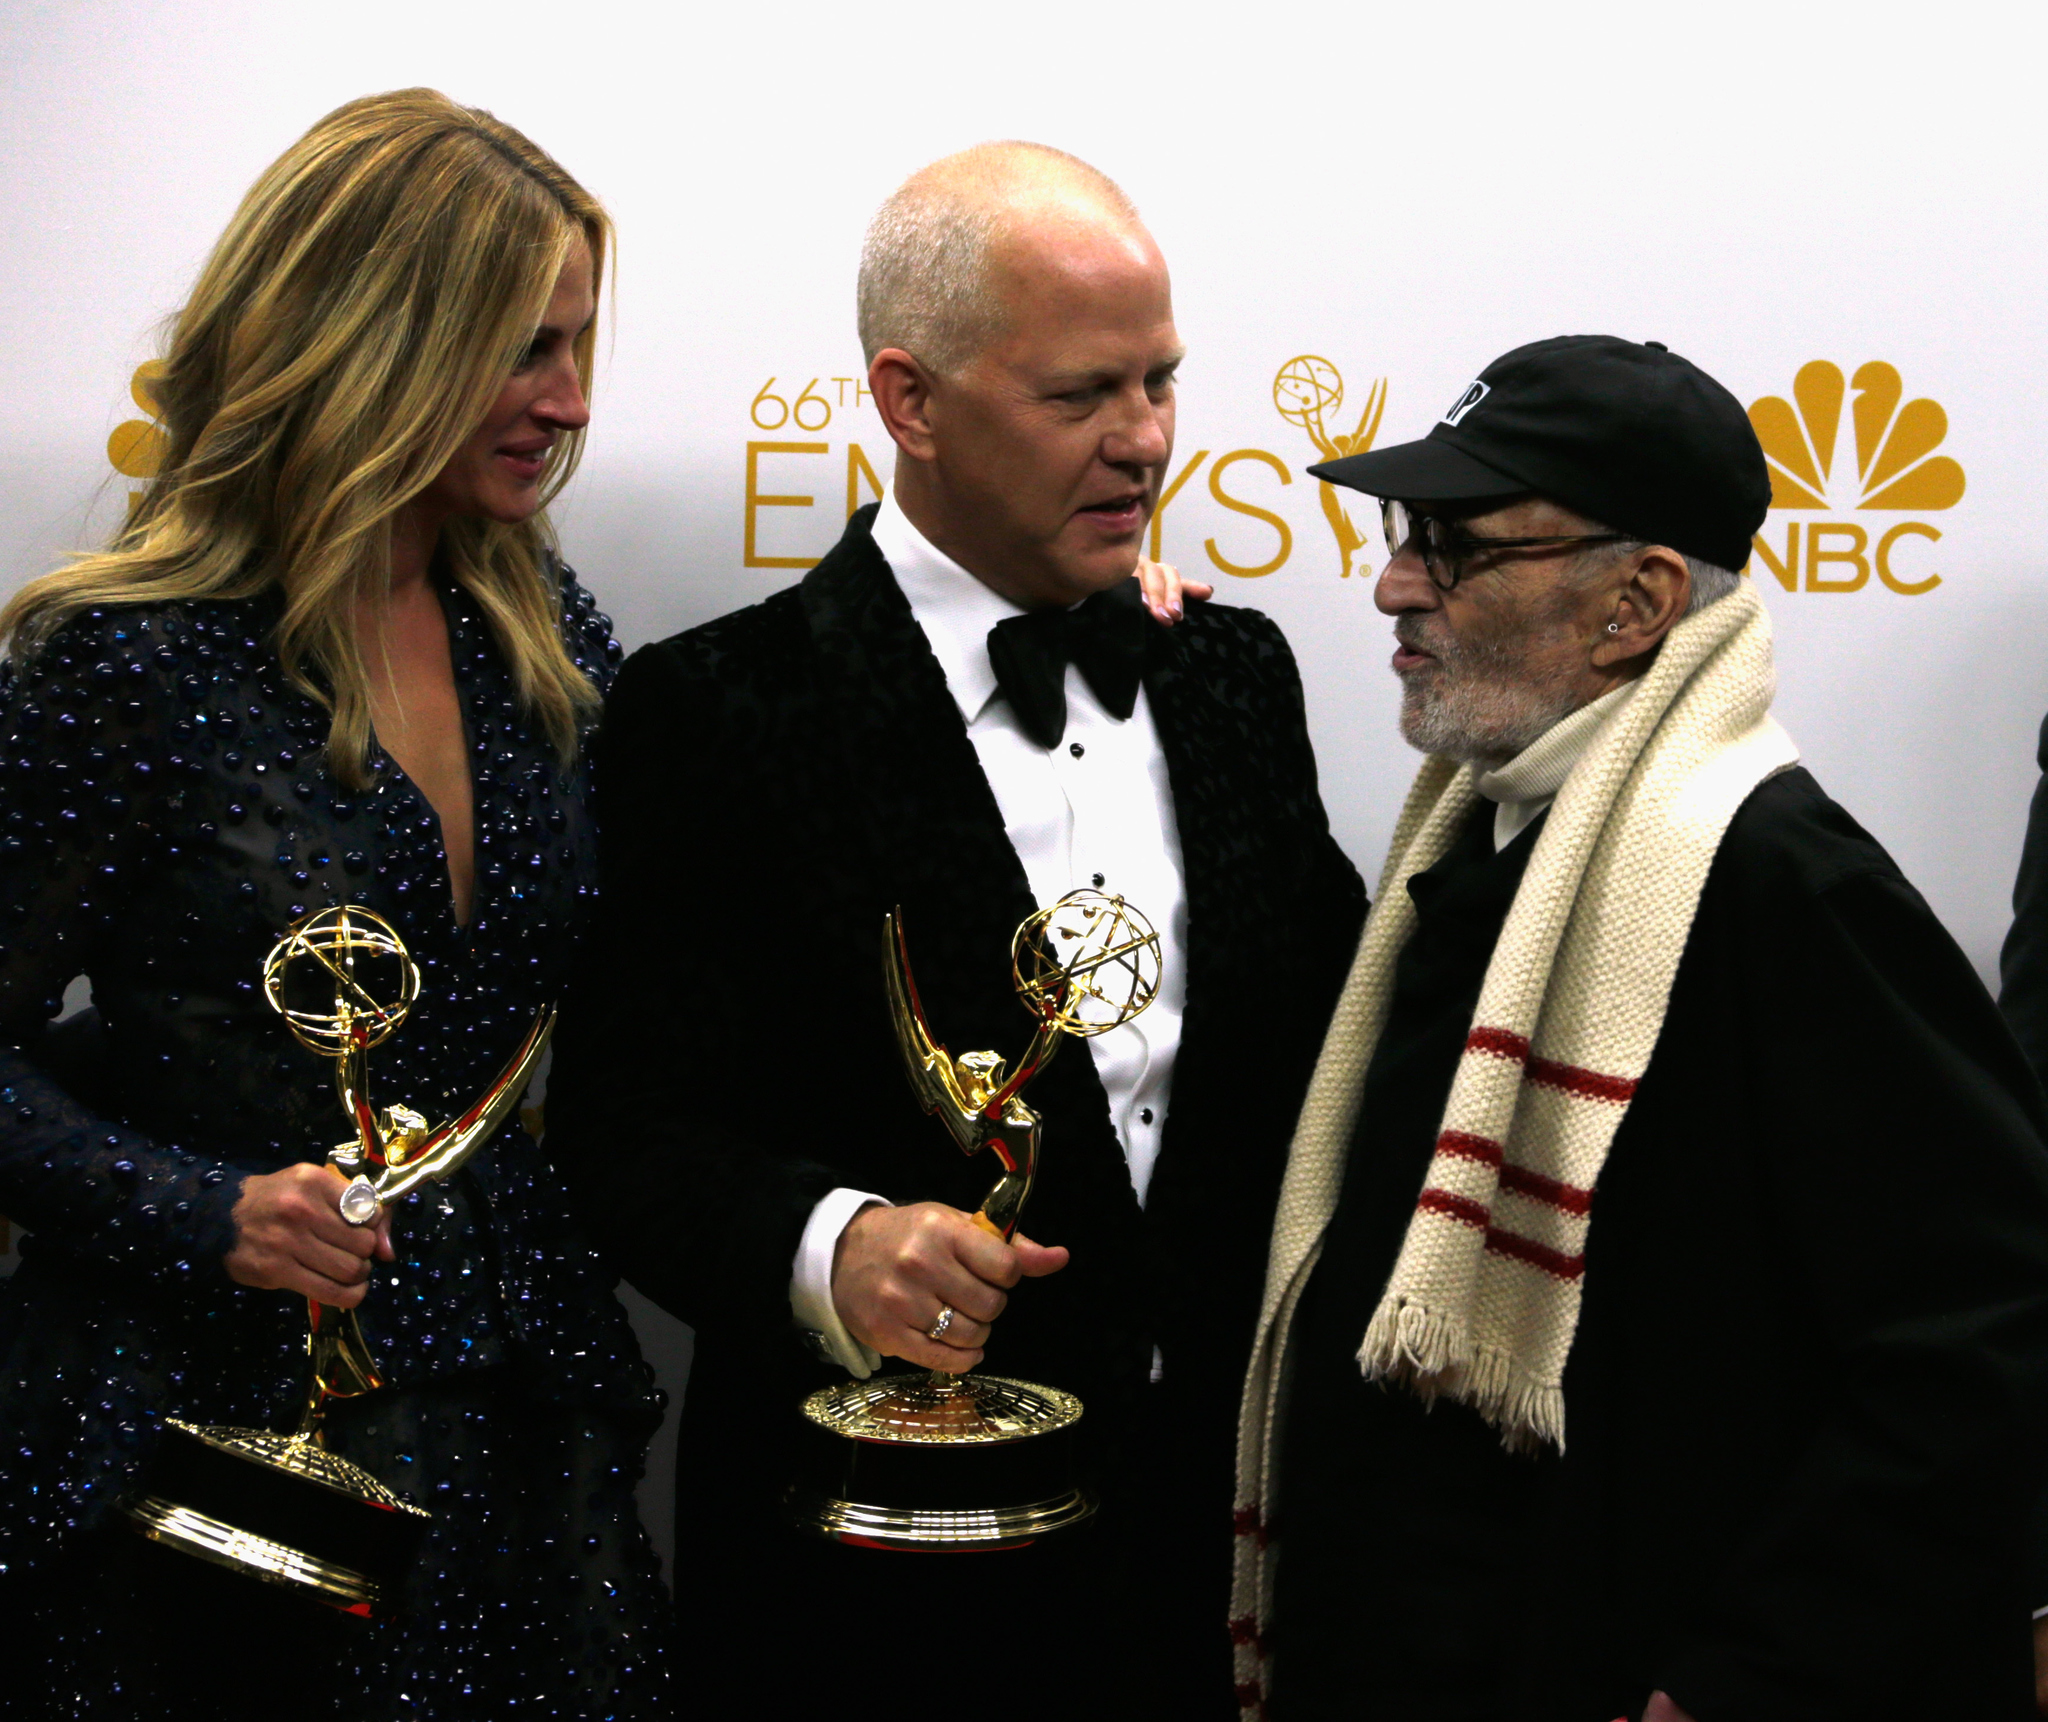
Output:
[1380, 498, 1629, 593]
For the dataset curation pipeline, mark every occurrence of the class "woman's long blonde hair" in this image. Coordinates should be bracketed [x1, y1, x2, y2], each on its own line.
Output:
[2, 88, 609, 786]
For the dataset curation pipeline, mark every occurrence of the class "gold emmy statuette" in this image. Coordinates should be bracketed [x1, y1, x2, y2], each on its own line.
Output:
[119, 905, 554, 1616]
[788, 889, 1161, 1552]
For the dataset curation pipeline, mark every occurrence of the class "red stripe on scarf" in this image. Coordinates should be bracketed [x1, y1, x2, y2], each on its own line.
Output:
[1434, 1137, 1592, 1214]
[1435, 1129, 1503, 1168]
[1483, 1227, 1586, 1280]
[1465, 1025, 1530, 1063]
[1417, 1186, 1491, 1229]
[1499, 1162, 1594, 1216]
[1525, 1053, 1637, 1103]
[1465, 1025, 1635, 1103]
[1419, 1187, 1587, 1280]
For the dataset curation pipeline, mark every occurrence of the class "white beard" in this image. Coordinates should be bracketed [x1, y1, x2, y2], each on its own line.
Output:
[1395, 624, 1586, 768]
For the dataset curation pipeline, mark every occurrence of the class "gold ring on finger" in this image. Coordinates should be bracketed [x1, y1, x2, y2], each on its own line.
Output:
[927, 1305, 956, 1342]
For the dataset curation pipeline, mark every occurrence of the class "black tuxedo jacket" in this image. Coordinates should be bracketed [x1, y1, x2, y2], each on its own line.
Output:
[546, 507, 1364, 1695]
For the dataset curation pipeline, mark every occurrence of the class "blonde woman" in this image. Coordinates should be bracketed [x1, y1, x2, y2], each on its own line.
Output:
[0, 91, 672, 1716]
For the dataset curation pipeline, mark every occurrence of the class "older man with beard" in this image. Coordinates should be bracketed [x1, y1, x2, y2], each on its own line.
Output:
[1226, 336, 2048, 1722]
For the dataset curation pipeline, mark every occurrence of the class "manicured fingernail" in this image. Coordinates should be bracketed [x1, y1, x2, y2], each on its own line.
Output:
[1169, 601, 1183, 619]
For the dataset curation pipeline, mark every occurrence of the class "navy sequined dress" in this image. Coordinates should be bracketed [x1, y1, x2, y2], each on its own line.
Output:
[0, 571, 674, 1716]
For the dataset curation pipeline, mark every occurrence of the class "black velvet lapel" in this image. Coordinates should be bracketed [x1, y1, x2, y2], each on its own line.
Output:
[1140, 613, 1263, 1119]
[1140, 619, 1220, 1055]
[795, 508, 1134, 1214]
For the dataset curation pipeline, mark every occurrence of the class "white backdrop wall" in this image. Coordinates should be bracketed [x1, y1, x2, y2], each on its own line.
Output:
[5, 0, 2047, 1569]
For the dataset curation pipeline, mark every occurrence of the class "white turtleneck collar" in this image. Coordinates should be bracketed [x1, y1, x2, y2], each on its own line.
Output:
[1473, 681, 1637, 851]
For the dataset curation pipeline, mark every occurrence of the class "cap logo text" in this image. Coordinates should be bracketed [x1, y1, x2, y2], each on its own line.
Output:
[1441, 380, 1489, 427]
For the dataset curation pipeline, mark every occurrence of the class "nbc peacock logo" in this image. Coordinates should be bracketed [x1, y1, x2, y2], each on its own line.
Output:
[1746, 361, 1964, 596]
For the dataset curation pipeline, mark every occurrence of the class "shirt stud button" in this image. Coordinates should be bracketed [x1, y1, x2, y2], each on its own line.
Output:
[1140, 1107, 1155, 1125]
[1069, 742, 1085, 758]
[1091, 872, 1105, 888]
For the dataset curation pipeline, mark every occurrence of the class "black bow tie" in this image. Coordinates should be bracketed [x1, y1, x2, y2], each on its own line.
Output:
[985, 578, 1149, 750]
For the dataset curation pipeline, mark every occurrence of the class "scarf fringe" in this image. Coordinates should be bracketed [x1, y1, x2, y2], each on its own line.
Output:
[1357, 1294, 1566, 1452]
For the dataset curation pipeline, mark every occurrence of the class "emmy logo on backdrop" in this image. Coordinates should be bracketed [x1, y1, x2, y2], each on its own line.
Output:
[119, 905, 553, 1616]
[787, 889, 1161, 1552]
[1274, 354, 1388, 580]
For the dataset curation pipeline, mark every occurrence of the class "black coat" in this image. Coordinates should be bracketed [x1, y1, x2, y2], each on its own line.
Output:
[2000, 711, 2048, 1092]
[1272, 768, 2048, 1722]
[547, 507, 1365, 1714]
[1993, 710, 2048, 1611]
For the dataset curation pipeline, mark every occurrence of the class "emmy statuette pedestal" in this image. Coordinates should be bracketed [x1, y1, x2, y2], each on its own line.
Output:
[788, 890, 1160, 1553]
[119, 904, 551, 1617]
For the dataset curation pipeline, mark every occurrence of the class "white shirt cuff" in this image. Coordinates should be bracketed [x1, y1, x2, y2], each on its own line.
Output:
[790, 1186, 891, 1378]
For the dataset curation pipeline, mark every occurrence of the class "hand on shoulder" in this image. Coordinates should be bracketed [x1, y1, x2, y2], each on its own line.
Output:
[1137, 559, 1214, 624]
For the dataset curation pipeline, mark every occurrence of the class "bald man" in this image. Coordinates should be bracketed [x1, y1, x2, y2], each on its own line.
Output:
[547, 143, 1364, 1719]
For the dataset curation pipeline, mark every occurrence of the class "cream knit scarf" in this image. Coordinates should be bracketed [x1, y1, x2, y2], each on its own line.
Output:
[1228, 584, 1797, 1715]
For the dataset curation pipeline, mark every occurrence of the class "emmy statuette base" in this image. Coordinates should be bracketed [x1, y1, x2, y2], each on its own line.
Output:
[120, 1418, 429, 1618]
[123, 1494, 384, 1612]
[786, 1485, 1098, 1552]
[788, 1371, 1098, 1552]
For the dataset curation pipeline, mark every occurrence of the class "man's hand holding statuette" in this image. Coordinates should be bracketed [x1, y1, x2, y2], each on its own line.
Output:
[831, 1201, 1069, 1372]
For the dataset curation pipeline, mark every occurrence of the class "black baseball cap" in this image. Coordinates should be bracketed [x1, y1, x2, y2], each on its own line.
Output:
[1309, 335, 1770, 573]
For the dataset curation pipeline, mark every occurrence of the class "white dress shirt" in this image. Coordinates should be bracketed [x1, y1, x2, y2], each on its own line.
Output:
[1474, 683, 1636, 850]
[789, 494, 1190, 1376]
